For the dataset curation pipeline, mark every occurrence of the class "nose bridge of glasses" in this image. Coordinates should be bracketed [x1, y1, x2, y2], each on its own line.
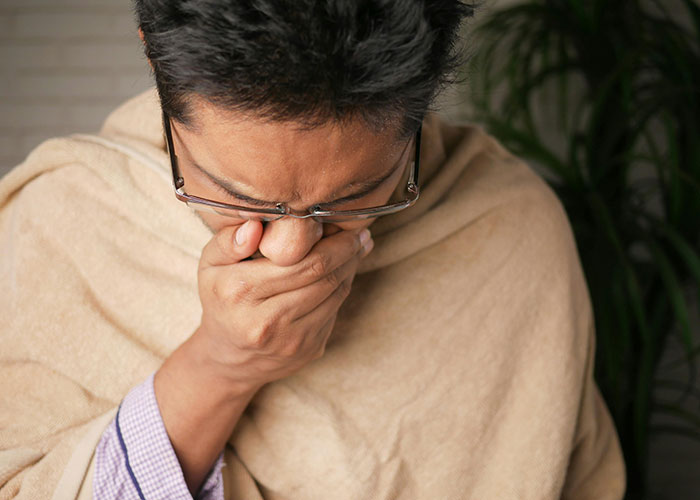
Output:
[271, 202, 319, 219]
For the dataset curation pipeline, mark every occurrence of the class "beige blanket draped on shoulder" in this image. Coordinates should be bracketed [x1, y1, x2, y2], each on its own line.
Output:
[0, 89, 625, 499]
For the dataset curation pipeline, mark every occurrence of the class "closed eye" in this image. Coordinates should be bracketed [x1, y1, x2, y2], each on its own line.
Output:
[208, 180, 278, 208]
[189, 135, 413, 211]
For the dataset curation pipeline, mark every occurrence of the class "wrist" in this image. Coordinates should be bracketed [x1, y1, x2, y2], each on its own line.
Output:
[181, 325, 264, 401]
[154, 330, 260, 495]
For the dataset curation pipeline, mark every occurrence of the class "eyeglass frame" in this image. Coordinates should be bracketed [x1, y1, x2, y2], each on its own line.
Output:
[162, 111, 421, 222]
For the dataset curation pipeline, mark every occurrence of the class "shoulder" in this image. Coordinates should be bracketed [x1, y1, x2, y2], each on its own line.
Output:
[422, 116, 593, 345]
[0, 133, 209, 258]
[426, 114, 580, 274]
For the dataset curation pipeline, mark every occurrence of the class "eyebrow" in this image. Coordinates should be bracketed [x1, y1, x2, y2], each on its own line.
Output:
[190, 147, 409, 209]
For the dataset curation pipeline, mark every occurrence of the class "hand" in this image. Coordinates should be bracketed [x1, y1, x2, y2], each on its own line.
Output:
[193, 220, 374, 394]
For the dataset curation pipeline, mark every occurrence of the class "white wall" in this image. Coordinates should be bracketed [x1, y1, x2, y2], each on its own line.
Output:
[0, 0, 151, 177]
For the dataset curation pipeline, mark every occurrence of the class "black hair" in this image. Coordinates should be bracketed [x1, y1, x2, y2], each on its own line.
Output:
[134, 0, 474, 136]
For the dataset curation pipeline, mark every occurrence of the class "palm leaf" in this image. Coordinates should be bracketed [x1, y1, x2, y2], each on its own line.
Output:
[467, 1, 700, 495]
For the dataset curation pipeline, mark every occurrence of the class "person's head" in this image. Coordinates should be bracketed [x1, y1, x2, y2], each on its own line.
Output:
[134, 0, 473, 265]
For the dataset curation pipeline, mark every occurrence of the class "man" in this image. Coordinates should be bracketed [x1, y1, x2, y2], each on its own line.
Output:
[0, 1, 625, 499]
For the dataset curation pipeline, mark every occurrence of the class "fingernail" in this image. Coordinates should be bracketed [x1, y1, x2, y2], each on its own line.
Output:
[316, 223, 324, 238]
[235, 222, 248, 246]
[362, 238, 375, 255]
[359, 229, 371, 246]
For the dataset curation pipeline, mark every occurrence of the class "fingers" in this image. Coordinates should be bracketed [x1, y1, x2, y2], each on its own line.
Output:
[200, 220, 264, 268]
[290, 273, 355, 338]
[194, 223, 373, 385]
[265, 277, 349, 363]
[247, 227, 372, 298]
[271, 251, 360, 319]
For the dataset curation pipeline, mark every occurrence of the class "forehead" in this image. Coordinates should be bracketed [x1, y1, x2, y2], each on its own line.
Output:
[174, 98, 407, 202]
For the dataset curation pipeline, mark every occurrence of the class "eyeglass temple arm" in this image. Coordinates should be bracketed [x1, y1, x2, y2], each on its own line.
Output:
[412, 124, 422, 187]
[162, 112, 185, 190]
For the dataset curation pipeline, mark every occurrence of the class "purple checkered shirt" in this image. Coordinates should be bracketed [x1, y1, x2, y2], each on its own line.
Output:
[93, 372, 225, 499]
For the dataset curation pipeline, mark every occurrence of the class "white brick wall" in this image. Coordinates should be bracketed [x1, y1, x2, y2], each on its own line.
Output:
[0, 0, 151, 177]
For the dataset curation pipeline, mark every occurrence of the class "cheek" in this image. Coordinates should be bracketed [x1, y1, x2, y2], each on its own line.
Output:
[198, 212, 246, 234]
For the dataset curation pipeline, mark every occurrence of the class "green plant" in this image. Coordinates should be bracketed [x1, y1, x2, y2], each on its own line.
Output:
[465, 0, 700, 498]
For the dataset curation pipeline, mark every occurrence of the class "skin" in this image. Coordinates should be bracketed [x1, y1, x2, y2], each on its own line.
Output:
[153, 96, 413, 495]
[170, 97, 411, 257]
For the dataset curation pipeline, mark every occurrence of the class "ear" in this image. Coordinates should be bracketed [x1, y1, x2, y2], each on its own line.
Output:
[138, 27, 154, 70]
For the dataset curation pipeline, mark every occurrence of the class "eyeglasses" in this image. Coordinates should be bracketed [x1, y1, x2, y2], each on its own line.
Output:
[162, 111, 421, 223]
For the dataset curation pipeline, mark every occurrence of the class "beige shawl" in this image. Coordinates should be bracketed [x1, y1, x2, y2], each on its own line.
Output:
[0, 89, 625, 499]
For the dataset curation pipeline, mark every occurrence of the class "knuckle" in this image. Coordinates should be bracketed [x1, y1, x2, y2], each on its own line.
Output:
[324, 268, 341, 289]
[306, 252, 331, 280]
[279, 334, 304, 358]
[245, 322, 273, 349]
[206, 274, 233, 303]
[213, 274, 256, 305]
[210, 282, 225, 301]
[245, 308, 285, 349]
[338, 278, 353, 299]
[231, 280, 255, 304]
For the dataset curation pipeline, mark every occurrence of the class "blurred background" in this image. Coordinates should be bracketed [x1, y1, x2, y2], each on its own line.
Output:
[0, 0, 151, 176]
[1, 1, 698, 499]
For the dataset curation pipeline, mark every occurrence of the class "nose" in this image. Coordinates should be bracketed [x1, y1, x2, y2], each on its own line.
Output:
[257, 217, 324, 266]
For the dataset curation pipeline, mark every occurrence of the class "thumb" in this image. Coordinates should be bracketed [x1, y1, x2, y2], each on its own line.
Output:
[200, 220, 263, 268]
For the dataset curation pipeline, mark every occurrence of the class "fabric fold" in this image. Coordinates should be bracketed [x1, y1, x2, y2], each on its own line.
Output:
[0, 88, 624, 499]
